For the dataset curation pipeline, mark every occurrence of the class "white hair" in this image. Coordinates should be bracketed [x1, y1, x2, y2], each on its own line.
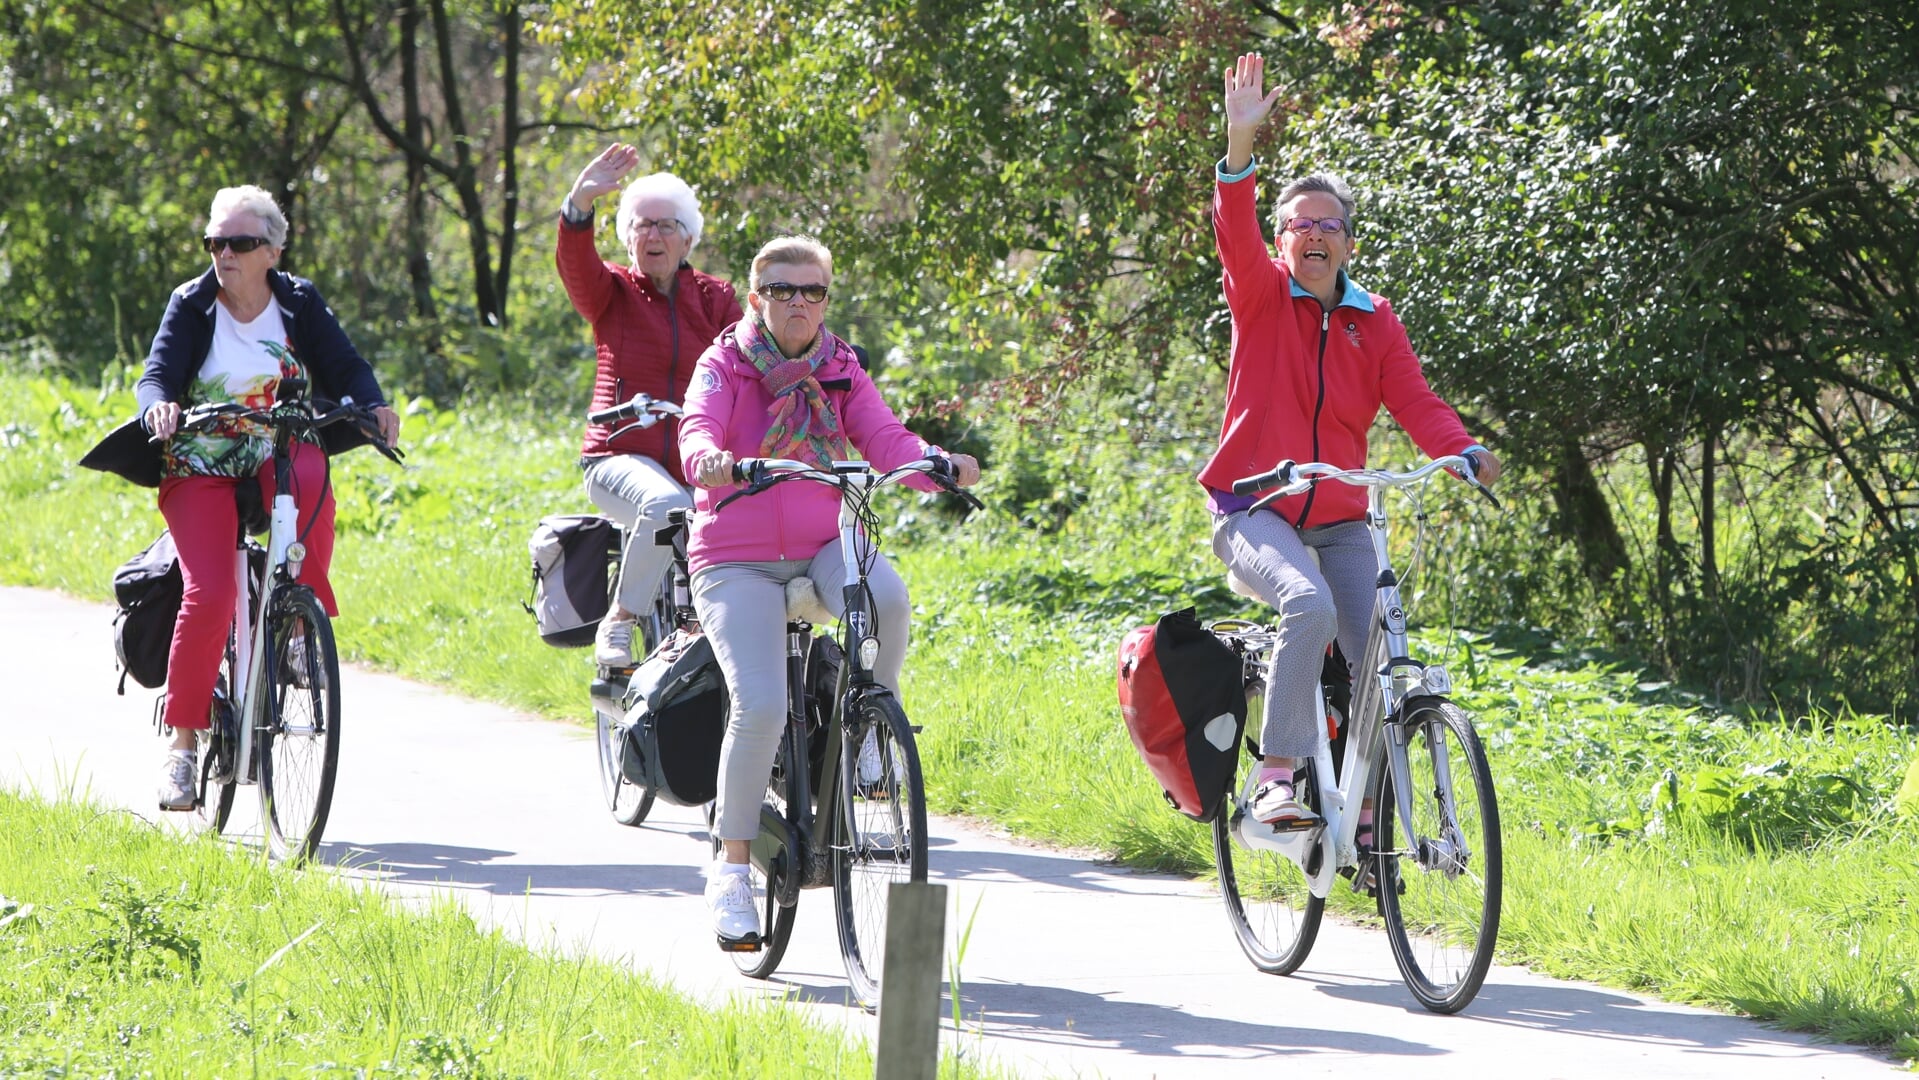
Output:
[207, 185, 288, 248]
[616, 172, 705, 253]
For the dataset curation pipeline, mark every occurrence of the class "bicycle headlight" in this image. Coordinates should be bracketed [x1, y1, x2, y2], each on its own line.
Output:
[286, 542, 307, 564]
[858, 636, 881, 670]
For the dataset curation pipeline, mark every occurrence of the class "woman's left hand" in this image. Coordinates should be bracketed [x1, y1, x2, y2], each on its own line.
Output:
[947, 453, 981, 487]
[1466, 447, 1502, 486]
[373, 405, 402, 448]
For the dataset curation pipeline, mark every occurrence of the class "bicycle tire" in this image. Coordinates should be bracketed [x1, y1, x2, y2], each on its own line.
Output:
[1213, 760, 1325, 975]
[258, 586, 341, 863]
[191, 663, 238, 834]
[830, 692, 928, 1011]
[595, 705, 656, 826]
[1375, 699, 1502, 1014]
[720, 727, 800, 979]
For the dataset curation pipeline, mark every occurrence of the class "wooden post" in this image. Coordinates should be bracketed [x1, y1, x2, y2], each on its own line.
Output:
[873, 881, 947, 1080]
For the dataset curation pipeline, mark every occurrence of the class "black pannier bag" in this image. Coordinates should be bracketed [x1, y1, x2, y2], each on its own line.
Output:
[525, 514, 617, 648]
[111, 531, 184, 694]
[619, 629, 728, 806]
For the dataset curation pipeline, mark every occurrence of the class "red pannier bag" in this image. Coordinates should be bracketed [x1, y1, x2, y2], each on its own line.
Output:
[1116, 607, 1247, 822]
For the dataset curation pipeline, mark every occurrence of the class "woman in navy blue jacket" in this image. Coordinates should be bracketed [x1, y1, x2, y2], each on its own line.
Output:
[88, 185, 399, 811]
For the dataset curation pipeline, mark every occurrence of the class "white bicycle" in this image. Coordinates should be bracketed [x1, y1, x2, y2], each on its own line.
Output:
[1212, 454, 1503, 1013]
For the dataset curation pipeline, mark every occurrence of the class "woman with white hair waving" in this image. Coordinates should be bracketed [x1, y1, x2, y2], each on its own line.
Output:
[558, 143, 745, 668]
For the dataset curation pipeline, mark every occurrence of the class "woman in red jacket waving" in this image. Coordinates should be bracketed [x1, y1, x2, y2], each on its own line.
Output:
[557, 144, 744, 668]
[1201, 53, 1502, 831]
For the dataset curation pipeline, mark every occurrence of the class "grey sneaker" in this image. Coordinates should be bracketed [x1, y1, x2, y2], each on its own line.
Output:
[158, 748, 197, 811]
[858, 728, 885, 787]
[705, 867, 759, 944]
[594, 614, 637, 668]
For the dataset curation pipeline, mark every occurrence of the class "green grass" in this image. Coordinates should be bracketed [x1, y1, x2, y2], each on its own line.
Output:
[5, 370, 1917, 1067]
[0, 790, 1010, 1078]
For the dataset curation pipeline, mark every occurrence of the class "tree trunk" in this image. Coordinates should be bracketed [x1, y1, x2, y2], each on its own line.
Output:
[401, 1, 437, 320]
[1700, 423, 1718, 601]
[1549, 433, 1630, 586]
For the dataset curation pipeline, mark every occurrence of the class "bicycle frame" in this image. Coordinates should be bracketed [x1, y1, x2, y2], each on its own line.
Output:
[1231, 456, 1483, 898]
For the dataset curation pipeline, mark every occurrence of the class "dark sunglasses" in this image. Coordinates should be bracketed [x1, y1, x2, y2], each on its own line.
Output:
[203, 235, 269, 254]
[1282, 216, 1347, 236]
[758, 282, 829, 303]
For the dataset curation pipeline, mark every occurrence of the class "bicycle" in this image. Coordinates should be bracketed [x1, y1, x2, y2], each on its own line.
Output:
[167, 380, 401, 862]
[583, 393, 699, 827]
[707, 454, 981, 1010]
[1210, 455, 1503, 1014]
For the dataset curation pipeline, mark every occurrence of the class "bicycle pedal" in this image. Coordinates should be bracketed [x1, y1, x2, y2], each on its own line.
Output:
[1260, 816, 1320, 835]
[717, 934, 763, 953]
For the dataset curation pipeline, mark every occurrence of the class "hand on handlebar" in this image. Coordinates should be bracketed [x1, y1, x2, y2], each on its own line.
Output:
[693, 450, 736, 488]
[1463, 447, 1502, 487]
[944, 452, 981, 487]
[144, 401, 182, 441]
[372, 405, 402, 449]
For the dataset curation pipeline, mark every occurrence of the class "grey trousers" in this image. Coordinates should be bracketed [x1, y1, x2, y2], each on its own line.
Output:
[582, 454, 694, 617]
[1212, 512, 1376, 758]
[693, 540, 910, 840]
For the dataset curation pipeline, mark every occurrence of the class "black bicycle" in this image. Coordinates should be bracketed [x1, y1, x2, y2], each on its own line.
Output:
[584, 393, 698, 827]
[708, 454, 981, 1010]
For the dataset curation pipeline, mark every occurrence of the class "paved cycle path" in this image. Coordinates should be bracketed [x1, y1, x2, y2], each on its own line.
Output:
[1, 585, 1901, 1078]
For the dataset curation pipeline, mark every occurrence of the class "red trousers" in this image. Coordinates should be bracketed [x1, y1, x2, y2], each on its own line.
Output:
[156, 443, 337, 731]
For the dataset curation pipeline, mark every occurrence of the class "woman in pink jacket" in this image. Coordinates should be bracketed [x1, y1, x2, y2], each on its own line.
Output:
[1207, 53, 1502, 833]
[678, 235, 980, 946]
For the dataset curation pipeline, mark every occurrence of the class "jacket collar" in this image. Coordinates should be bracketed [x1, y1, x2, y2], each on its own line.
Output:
[182, 267, 305, 318]
[1289, 268, 1376, 313]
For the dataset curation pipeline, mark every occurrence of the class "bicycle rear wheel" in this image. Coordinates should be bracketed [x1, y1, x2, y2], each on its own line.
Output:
[191, 664, 239, 834]
[831, 693, 928, 1010]
[717, 727, 800, 979]
[258, 586, 341, 863]
[595, 705, 655, 826]
[1213, 760, 1324, 975]
[1376, 699, 1502, 1013]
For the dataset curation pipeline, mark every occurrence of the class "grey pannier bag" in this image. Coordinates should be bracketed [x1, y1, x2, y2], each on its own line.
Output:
[524, 513, 617, 648]
[619, 628, 727, 806]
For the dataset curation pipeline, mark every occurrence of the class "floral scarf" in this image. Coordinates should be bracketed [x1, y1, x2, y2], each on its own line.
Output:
[736, 314, 851, 468]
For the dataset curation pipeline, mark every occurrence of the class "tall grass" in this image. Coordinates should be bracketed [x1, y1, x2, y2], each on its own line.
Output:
[4, 370, 1916, 1064]
[0, 791, 1014, 1077]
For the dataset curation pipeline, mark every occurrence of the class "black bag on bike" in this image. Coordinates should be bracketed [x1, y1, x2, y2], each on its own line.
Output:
[111, 530, 184, 694]
[524, 513, 617, 648]
[619, 628, 727, 806]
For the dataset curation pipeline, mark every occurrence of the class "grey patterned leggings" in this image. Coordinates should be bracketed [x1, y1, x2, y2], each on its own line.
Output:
[1211, 511, 1376, 759]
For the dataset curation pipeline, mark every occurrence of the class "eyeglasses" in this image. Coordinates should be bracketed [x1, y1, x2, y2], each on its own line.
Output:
[203, 235, 269, 254]
[1282, 216, 1348, 236]
[633, 217, 682, 236]
[757, 282, 829, 303]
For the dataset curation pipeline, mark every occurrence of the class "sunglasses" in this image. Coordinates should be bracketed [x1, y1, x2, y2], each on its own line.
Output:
[1282, 216, 1348, 236]
[203, 235, 269, 254]
[757, 282, 829, 303]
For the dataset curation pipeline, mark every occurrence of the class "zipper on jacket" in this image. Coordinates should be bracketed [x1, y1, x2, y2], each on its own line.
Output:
[1293, 309, 1331, 529]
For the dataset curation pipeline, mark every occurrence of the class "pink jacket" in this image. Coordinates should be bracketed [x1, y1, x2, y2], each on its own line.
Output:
[678, 324, 939, 575]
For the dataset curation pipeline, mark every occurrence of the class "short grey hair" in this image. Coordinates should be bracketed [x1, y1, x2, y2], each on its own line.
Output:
[616, 172, 705, 252]
[748, 235, 833, 293]
[208, 185, 289, 248]
[1272, 172, 1356, 231]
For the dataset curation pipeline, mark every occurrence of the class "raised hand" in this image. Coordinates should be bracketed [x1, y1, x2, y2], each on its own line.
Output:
[1223, 53, 1285, 173]
[569, 143, 640, 211]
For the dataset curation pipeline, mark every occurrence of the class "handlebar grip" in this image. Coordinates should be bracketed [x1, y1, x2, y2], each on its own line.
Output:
[1231, 460, 1295, 496]
[587, 404, 632, 426]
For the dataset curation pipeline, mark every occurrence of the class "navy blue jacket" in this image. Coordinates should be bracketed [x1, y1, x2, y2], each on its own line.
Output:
[81, 268, 389, 487]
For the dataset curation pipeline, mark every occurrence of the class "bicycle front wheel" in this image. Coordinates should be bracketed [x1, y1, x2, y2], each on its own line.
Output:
[831, 693, 928, 1010]
[595, 705, 655, 827]
[258, 586, 341, 863]
[1375, 699, 1502, 1013]
[1213, 761, 1324, 975]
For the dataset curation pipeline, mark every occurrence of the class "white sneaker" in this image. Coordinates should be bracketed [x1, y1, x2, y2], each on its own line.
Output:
[595, 614, 637, 668]
[857, 728, 885, 787]
[282, 630, 312, 689]
[705, 866, 759, 943]
[158, 748, 197, 811]
[1250, 777, 1317, 828]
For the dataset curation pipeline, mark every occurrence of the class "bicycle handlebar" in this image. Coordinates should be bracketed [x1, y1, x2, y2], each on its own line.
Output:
[718, 455, 986, 512]
[588, 393, 684, 429]
[167, 394, 404, 465]
[1234, 455, 1500, 510]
